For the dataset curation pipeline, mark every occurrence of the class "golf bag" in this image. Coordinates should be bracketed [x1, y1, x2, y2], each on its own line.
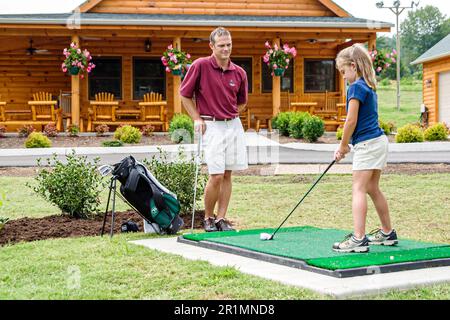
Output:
[112, 155, 184, 234]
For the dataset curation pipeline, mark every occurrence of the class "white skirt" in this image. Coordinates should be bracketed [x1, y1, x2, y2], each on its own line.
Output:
[352, 134, 389, 171]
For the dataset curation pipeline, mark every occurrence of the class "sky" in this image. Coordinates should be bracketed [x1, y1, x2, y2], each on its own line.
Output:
[0, 0, 449, 36]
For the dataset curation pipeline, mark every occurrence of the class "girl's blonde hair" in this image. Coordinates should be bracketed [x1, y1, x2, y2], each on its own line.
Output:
[336, 43, 377, 90]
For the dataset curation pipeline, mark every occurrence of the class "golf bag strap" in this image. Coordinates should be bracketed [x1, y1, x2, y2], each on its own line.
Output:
[124, 169, 166, 212]
[139, 173, 167, 212]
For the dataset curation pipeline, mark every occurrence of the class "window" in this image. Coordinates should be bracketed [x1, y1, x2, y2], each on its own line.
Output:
[232, 57, 252, 93]
[133, 57, 166, 100]
[304, 59, 336, 92]
[89, 57, 122, 99]
[261, 58, 294, 93]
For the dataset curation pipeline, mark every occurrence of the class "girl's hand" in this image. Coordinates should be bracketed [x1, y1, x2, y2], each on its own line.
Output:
[334, 144, 350, 162]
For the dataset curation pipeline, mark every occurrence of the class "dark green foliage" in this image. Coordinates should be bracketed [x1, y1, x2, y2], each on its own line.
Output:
[29, 152, 106, 219]
[302, 116, 324, 142]
[169, 114, 194, 143]
[143, 147, 207, 215]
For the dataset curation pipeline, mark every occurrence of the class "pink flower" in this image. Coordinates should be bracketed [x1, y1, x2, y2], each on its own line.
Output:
[290, 48, 297, 57]
[392, 49, 397, 55]
[285, 65, 288, 69]
[273, 64, 278, 69]
[62, 68, 67, 73]
[274, 44, 278, 51]
[80, 74, 84, 79]
[391, 58, 396, 63]
[265, 41, 271, 49]
[263, 55, 269, 63]
[167, 44, 173, 50]
[376, 67, 382, 72]
[162, 60, 168, 66]
[70, 42, 77, 48]
[87, 67, 91, 73]
[285, 58, 290, 63]
[165, 66, 171, 73]
[186, 54, 191, 59]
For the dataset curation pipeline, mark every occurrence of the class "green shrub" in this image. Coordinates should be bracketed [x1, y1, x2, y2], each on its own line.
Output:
[336, 127, 343, 140]
[379, 78, 390, 86]
[424, 123, 449, 141]
[169, 113, 194, 143]
[102, 140, 124, 147]
[379, 119, 396, 135]
[272, 112, 295, 136]
[302, 116, 324, 142]
[25, 132, 52, 148]
[395, 124, 424, 143]
[114, 125, 142, 144]
[28, 152, 106, 219]
[143, 147, 207, 215]
[67, 124, 80, 137]
[288, 112, 311, 139]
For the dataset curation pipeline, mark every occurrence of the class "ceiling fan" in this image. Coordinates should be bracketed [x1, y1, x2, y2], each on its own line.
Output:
[26, 39, 49, 55]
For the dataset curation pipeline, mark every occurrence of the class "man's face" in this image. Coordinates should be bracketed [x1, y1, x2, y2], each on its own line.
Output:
[210, 35, 232, 60]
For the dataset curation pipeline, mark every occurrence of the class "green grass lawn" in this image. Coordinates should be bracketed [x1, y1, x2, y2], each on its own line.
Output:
[377, 82, 423, 129]
[0, 174, 449, 299]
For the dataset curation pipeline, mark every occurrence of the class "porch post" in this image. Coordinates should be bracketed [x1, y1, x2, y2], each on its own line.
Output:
[71, 35, 80, 127]
[272, 38, 281, 116]
[368, 35, 377, 52]
[173, 37, 182, 114]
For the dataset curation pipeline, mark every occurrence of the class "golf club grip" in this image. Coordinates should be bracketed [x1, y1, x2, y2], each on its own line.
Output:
[271, 159, 336, 238]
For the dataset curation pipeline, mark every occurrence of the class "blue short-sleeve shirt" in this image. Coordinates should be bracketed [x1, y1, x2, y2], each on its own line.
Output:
[346, 77, 383, 145]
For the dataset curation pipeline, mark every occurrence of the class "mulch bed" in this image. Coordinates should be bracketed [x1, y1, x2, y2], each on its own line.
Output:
[0, 209, 207, 247]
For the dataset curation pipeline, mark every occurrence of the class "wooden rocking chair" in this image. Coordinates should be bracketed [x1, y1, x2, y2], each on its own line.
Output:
[138, 92, 168, 131]
[28, 92, 62, 130]
[88, 92, 119, 131]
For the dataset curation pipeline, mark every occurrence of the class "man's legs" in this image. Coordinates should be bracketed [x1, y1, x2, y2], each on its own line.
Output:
[216, 170, 232, 220]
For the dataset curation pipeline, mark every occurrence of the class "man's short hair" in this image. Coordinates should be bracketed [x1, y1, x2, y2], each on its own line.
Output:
[210, 27, 231, 45]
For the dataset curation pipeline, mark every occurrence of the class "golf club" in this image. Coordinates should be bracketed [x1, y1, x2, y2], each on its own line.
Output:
[260, 159, 336, 241]
[191, 123, 203, 233]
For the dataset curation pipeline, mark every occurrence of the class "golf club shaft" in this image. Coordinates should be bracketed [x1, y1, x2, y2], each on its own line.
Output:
[191, 129, 203, 232]
[270, 159, 336, 239]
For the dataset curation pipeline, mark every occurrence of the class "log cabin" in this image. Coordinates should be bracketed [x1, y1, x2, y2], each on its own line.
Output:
[412, 33, 450, 127]
[0, 0, 392, 132]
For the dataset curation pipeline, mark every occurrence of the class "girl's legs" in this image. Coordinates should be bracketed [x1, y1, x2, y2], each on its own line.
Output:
[352, 170, 374, 239]
[366, 169, 392, 233]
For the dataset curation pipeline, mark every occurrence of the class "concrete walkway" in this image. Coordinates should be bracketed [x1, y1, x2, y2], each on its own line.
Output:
[1, 132, 449, 166]
[131, 237, 450, 299]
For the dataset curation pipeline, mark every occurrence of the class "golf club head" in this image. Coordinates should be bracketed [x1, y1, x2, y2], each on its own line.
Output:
[260, 232, 274, 241]
[98, 164, 113, 177]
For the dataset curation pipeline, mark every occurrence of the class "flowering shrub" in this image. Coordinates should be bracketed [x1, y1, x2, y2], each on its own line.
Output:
[0, 125, 6, 138]
[161, 45, 192, 75]
[369, 48, 397, 75]
[61, 42, 96, 79]
[141, 124, 155, 136]
[95, 124, 109, 136]
[17, 124, 35, 137]
[263, 42, 297, 76]
[43, 123, 58, 137]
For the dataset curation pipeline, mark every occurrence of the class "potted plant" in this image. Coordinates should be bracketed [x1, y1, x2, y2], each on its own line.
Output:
[161, 45, 192, 76]
[369, 48, 397, 75]
[263, 41, 297, 77]
[61, 42, 96, 79]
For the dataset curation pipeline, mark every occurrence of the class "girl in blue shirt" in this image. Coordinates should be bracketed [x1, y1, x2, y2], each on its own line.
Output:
[332, 44, 398, 253]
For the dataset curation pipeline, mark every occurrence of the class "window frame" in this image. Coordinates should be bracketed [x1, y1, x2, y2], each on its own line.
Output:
[88, 56, 122, 100]
[261, 58, 294, 94]
[132, 56, 166, 101]
[303, 58, 337, 93]
[232, 57, 253, 94]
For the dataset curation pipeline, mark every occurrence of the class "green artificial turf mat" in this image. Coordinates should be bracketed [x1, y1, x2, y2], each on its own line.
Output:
[182, 226, 450, 270]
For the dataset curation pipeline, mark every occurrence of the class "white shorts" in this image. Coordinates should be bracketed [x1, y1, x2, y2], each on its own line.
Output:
[352, 134, 389, 171]
[202, 118, 248, 175]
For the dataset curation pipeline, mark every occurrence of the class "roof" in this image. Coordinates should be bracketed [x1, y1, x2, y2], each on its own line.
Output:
[411, 34, 450, 65]
[0, 13, 393, 29]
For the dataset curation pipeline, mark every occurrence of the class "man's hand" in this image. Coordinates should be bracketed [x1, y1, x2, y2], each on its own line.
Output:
[334, 144, 350, 162]
[194, 119, 206, 135]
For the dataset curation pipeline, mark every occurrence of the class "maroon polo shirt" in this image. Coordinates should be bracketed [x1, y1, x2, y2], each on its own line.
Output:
[180, 55, 248, 119]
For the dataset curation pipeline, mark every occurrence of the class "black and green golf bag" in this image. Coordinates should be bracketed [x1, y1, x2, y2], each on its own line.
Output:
[112, 155, 183, 234]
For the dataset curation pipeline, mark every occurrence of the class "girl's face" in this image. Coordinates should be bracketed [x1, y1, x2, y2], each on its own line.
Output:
[339, 63, 358, 84]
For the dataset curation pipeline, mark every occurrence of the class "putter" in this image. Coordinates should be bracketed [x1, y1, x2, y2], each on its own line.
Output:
[191, 124, 203, 233]
[260, 159, 336, 241]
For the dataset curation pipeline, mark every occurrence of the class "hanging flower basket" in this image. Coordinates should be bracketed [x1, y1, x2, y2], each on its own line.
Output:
[171, 68, 182, 76]
[263, 41, 297, 77]
[161, 45, 192, 77]
[61, 42, 95, 79]
[69, 66, 80, 76]
[369, 48, 397, 76]
[273, 68, 285, 77]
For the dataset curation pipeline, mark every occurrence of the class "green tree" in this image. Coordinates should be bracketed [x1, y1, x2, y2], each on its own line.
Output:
[400, 5, 450, 74]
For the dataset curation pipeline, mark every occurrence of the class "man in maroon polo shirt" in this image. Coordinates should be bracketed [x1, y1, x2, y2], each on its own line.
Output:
[180, 27, 248, 232]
